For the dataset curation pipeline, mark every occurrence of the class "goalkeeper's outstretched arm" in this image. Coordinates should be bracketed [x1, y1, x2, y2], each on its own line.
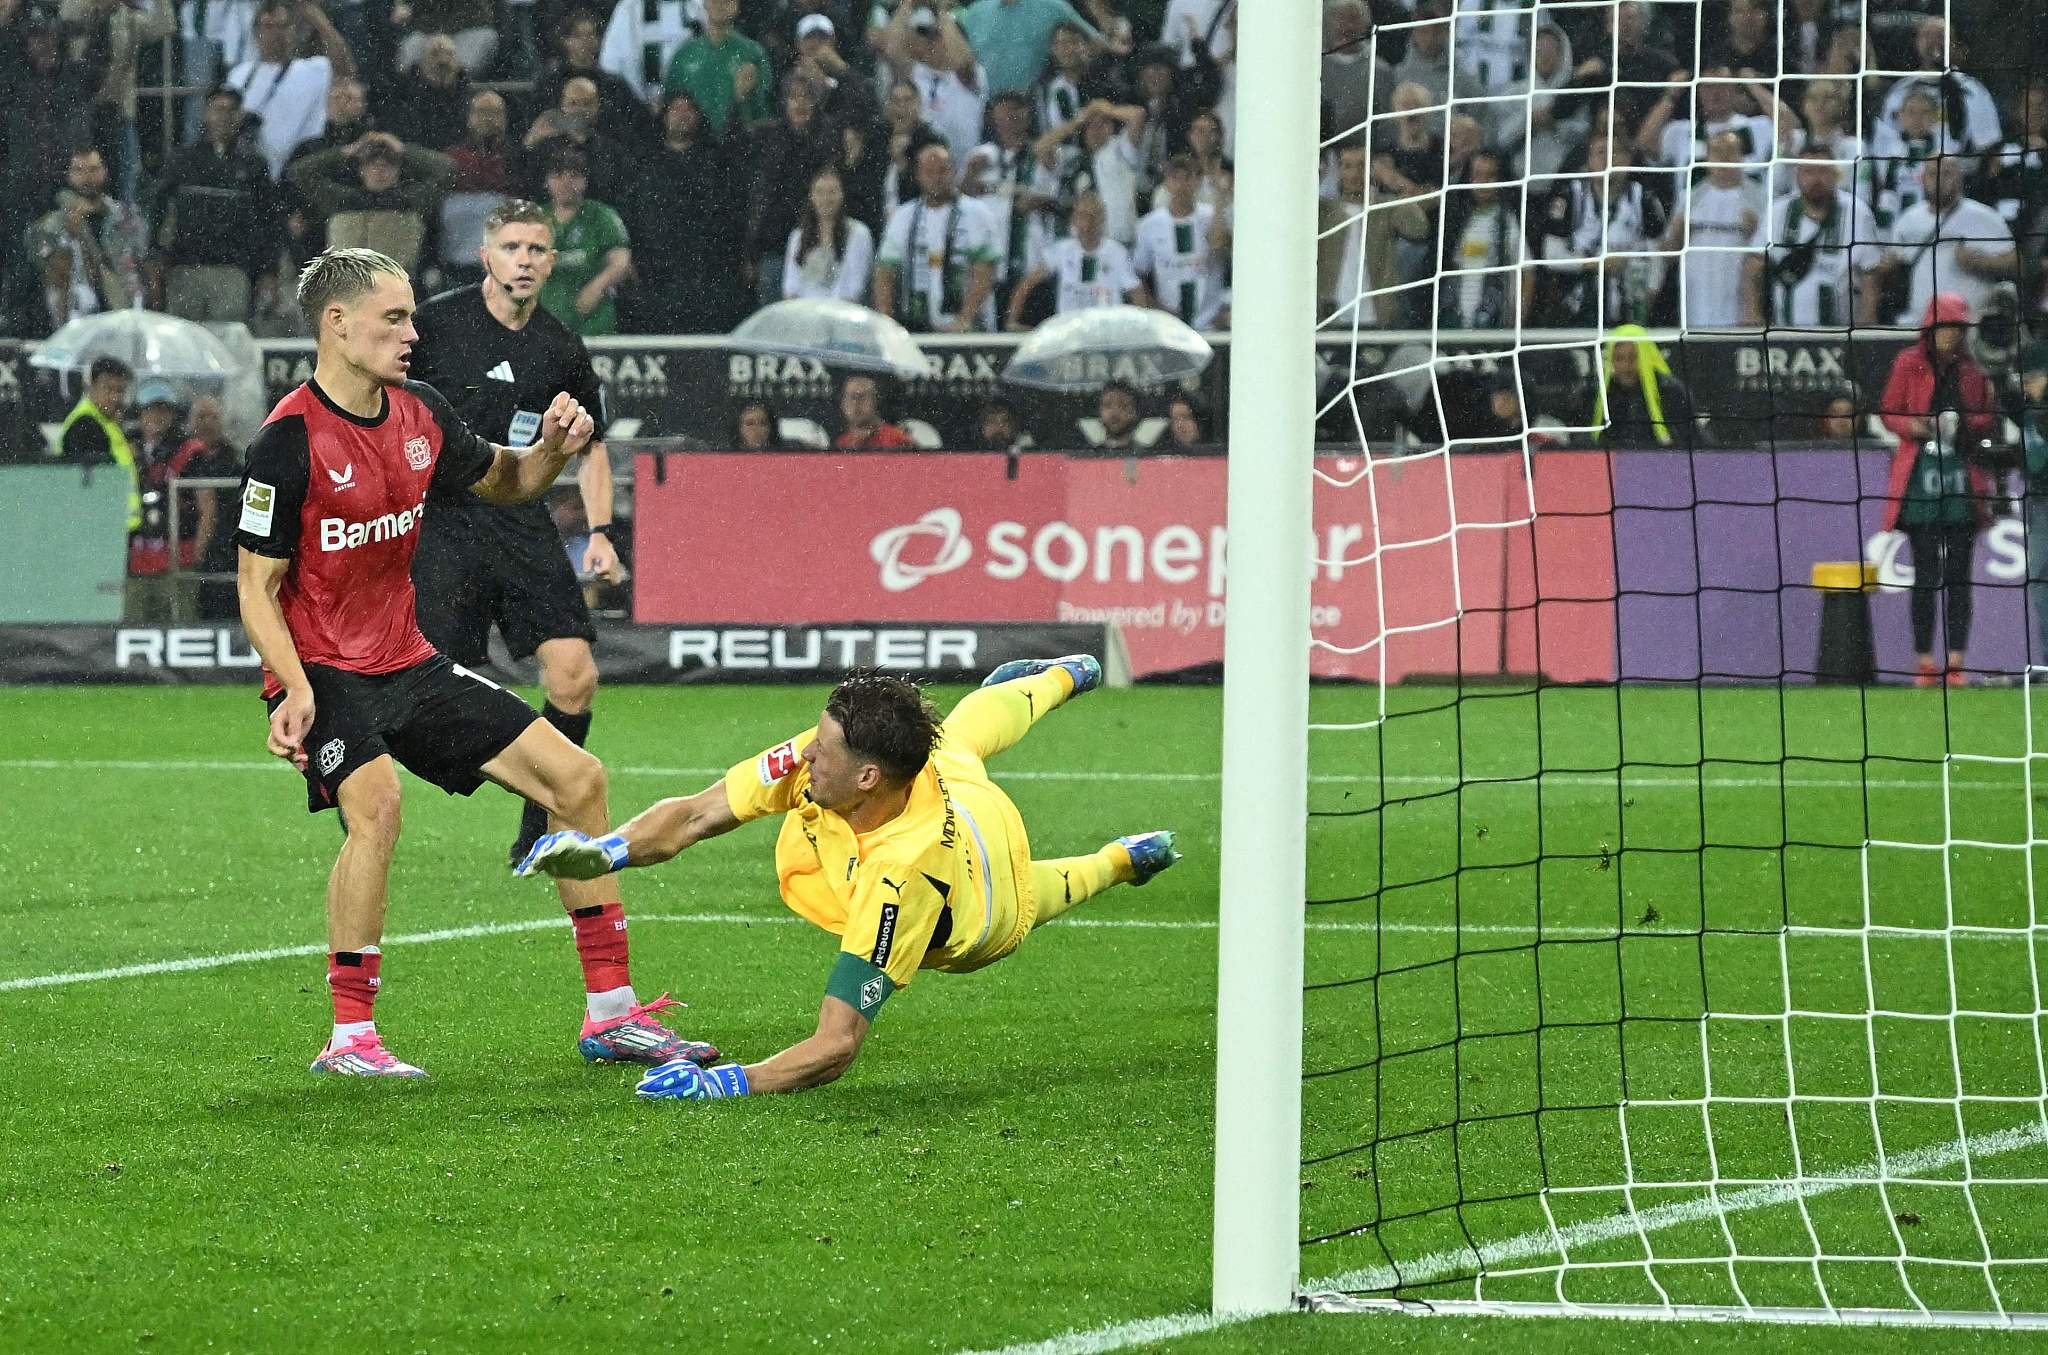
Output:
[514, 781, 741, 878]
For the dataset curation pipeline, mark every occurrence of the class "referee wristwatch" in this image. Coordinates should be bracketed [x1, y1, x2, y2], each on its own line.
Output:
[588, 524, 612, 538]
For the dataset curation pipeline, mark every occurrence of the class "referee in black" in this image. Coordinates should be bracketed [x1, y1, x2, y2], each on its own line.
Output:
[409, 198, 622, 864]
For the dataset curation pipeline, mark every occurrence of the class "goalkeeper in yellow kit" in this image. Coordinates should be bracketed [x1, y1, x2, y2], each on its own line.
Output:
[514, 656, 1181, 1100]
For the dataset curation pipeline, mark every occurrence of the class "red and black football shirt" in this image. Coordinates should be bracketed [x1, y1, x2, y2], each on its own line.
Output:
[233, 379, 496, 695]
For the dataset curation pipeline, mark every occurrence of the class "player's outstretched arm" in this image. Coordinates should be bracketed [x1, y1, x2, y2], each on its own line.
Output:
[635, 995, 871, 1101]
[238, 548, 316, 770]
[471, 391, 595, 506]
[514, 780, 743, 879]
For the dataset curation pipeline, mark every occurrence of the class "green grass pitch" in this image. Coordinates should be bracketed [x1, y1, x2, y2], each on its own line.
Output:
[4, 682, 2048, 1354]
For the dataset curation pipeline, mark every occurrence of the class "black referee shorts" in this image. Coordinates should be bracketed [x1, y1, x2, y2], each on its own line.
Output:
[412, 511, 596, 666]
[267, 655, 542, 814]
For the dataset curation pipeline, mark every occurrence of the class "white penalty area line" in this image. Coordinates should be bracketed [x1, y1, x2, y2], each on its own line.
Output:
[958, 1119, 2048, 1355]
[0, 757, 2027, 794]
[0, 912, 1728, 995]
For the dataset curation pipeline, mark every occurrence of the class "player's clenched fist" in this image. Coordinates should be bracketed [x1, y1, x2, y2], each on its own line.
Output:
[538, 391, 595, 456]
[268, 686, 315, 770]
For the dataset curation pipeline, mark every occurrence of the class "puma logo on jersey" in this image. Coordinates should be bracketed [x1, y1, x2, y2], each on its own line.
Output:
[319, 499, 427, 552]
[327, 464, 355, 488]
[486, 361, 515, 382]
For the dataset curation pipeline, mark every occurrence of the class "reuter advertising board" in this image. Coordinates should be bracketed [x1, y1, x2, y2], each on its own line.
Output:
[632, 452, 1619, 682]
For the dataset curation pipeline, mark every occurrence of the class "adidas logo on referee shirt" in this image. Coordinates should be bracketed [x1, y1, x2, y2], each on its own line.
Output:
[486, 362, 515, 382]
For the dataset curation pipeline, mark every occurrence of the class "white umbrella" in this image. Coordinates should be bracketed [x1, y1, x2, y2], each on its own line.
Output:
[31, 309, 244, 383]
[1002, 305, 1215, 393]
[728, 299, 932, 379]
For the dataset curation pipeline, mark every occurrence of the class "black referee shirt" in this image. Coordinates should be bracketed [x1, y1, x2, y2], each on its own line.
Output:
[408, 284, 608, 541]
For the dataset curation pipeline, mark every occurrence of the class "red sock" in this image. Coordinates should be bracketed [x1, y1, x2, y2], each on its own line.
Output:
[570, 903, 631, 994]
[328, 951, 381, 1025]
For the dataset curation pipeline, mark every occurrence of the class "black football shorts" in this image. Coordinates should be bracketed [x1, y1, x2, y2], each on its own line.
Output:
[412, 511, 597, 666]
[265, 654, 541, 813]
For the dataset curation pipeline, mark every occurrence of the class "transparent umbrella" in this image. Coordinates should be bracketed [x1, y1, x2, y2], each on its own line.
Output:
[1001, 305, 1215, 393]
[31, 309, 244, 383]
[728, 299, 932, 379]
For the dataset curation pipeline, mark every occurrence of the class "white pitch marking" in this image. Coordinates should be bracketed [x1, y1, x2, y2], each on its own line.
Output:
[956, 1121, 2048, 1355]
[0, 757, 2022, 793]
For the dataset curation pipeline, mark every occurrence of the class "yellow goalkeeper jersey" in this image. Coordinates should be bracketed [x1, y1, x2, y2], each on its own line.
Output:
[722, 728, 1037, 999]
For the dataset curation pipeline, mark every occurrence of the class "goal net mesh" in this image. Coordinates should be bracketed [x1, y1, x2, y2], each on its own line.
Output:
[1298, 0, 2048, 1321]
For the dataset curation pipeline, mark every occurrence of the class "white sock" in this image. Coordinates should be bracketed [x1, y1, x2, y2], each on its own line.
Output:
[586, 985, 638, 1023]
[330, 1020, 374, 1049]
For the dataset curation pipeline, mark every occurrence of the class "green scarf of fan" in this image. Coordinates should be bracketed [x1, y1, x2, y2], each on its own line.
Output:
[1596, 324, 1674, 446]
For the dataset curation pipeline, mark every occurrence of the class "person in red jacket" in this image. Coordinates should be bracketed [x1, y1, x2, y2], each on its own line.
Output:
[832, 373, 919, 450]
[1879, 292, 2000, 685]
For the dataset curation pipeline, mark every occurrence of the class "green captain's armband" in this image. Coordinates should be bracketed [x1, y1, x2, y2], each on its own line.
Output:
[826, 952, 897, 1018]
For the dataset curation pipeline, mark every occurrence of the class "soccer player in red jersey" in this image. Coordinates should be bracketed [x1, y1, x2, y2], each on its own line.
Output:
[234, 247, 717, 1078]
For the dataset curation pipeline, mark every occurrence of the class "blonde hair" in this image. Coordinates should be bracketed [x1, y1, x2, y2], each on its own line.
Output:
[297, 247, 409, 331]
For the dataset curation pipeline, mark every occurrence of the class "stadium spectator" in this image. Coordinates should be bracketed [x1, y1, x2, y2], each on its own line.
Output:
[287, 77, 372, 171]
[1983, 80, 2048, 327]
[1160, 0, 1231, 70]
[1596, 325, 1698, 448]
[1034, 19, 1109, 142]
[787, 13, 876, 128]
[225, 0, 355, 179]
[1698, 0, 1777, 78]
[1499, 19, 1588, 179]
[1136, 152, 1227, 328]
[879, 0, 988, 173]
[1744, 161, 1883, 327]
[1782, 0, 1839, 76]
[1455, 0, 1530, 89]
[1876, 18, 2001, 157]
[1166, 392, 1214, 449]
[957, 0, 1104, 96]
[1661, 130, 1764, 329]
[1040, 99, 1147, 244]
[1172, 106, 1231, 208]
[876, 142, 999, 331]
[599, 0, 701, 105]
[833, 374, 918, 449]
[178, 395, 244, 620]
[392, 0, 496, 73]
[1814, 391, 1862, 444]
[1636, 66, 1779, 196]
[383, 32, 471, 150]
[624, 91, 748, 332]
[26, 147, 154, 332]
[1321, 0, 1390, 143]
[1390, 0, 1487, 117]
[1786, 79, 1864, 198]
[1531, 136, 1667, 329]
[1876, 156, 2017, 328]
[0, 16, 101, 317]
[1576, 0, 1682, 131]
[1863, 85, 1941, 240]
[289, 130, 454, 272]
[523, 75, 633, 206]
[125, 381, 211, 622]
[1436, 150, 1528, 331]
[750, 75, 840, 307]
[833, 115, 894, 231]
[974, 395, 1032, 452]
[56, 355, 134, 468]
[1005, 189, 1145, 327]
[1128, 41, 1217, 187]
[438, 90, 524, 287]
[154, 85, 281, 321]
[1372, 82, 1444, 202]
[731, 399, 788, 449]
[1318, 141, 1428, 328]
[966, 90, 1058, 305]
[60, 0, 174, 201]
[177, 0, 261, 145]
[537, 144, 632, 336]
[535, 8, 660, 152]
[1083, 378, 1152, 451]
[784, 167, 875, 301]
[1878, 293, 2000, 686]
[664, 0, 774, 137]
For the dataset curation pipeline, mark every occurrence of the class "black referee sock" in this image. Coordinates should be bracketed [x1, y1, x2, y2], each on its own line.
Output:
[543, 702, 592, 749]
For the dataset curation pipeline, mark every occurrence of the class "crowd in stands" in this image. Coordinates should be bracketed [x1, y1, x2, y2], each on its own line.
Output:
[0, 0, 2038, 365]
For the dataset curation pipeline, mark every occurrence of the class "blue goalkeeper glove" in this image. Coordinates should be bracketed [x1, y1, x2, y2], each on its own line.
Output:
[636, 1058, 749, 1101]
[513, 830, 629, 879]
